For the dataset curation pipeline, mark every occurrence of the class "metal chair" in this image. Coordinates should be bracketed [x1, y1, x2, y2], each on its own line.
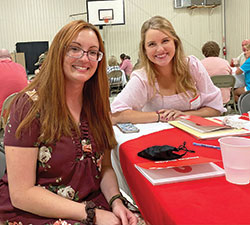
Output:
[238, 90, 250, 114]
[0, 92, 18, 133]
[211, 75, 237, 114]
[0, 144, 5, 179]
[108, 70, 123, 95]
[0, 93, 18, 178]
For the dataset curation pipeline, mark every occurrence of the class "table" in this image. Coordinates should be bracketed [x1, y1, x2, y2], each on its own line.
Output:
[111, 116, 250, 225]
[111, 122, 171, 198]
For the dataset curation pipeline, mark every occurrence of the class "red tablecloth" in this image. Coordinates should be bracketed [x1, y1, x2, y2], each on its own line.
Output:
[119, 128, 250, 225]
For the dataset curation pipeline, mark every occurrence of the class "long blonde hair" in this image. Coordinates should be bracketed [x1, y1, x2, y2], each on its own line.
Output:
[139, 16, 197, 97]
[13, 20, 116, 151]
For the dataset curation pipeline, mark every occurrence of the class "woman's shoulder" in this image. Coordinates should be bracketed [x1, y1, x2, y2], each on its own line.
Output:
[187, 55, 206, 72]
[187, 55, 201, 65]
[130, 68, 147, 79]
[11, 90, 38, 113]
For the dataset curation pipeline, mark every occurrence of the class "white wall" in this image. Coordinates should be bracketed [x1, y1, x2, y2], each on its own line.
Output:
[225, 0, 250, 60]
[0, 0, 249, 66]
[0, 0, 86, 52]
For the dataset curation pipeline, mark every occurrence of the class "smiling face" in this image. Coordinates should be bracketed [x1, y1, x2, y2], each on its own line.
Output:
[63, 29, 100, 86]
[245, 49, 250, 59]
[144, 29, 175, 69]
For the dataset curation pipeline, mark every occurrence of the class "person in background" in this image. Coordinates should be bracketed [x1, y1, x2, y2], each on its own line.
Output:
[0, 20, 137, 225]
[234, 44, 250, 101]
[0, 49, 28, 115]
[107, 55, 127, 88]
[201, 41, 232, 104]
[34, 51, 48, 75]
[119, 53, 133, 81]
[111, 16, 225, 124]
[107, 55, 120, 73]
[230, 39, 250, 67]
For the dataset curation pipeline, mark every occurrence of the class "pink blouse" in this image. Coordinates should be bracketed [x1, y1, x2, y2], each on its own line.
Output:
[111, 56, 226, 114]
[120, 59, 133, 76]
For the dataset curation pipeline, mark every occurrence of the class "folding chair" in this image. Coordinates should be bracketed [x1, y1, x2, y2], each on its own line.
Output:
[108, 70, 123, 96]
[211, 75, 237, 115]
[0, 145, 6, 179]
[0, 93, 18, 178]
[238, 90, 250, 114]
[0, 92, 18, 139]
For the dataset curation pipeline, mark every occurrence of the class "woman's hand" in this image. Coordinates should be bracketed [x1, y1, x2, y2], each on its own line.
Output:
[112, 200, 137, 225]
[95, 208, 122, 225]
[157, 109, 184, 122]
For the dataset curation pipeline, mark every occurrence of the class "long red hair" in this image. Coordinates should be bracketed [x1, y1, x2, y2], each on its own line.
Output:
[14, 20, 117, 151]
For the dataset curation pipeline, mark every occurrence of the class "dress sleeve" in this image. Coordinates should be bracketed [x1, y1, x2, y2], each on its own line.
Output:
[188, 56, 226, 113]
[4, 93, 40, 147]
[111, 69, 151, 113]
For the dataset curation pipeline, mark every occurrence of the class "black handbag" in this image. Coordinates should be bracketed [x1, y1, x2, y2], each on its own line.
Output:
[138, 142, 195, 161]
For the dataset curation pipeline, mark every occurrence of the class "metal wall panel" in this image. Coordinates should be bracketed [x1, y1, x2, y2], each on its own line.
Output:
[0, 0, 248, 66]
[225, 0, 250, 61]
[103, 0, 223, 64]
[0, 0, 86, 52]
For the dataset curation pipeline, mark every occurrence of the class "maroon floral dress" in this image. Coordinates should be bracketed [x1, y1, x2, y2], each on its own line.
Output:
[0, 92, 110, 225]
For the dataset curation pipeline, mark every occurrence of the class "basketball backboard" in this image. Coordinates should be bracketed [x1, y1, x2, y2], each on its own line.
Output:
[86, 0, 125, 26]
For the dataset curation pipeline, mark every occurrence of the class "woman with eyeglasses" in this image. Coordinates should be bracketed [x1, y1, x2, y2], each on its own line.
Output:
[111, 16, 225, 124]
[0, 20, 137, 225]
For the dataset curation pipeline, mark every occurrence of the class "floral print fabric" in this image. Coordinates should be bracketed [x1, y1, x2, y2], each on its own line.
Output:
[0, 93, 109, 225]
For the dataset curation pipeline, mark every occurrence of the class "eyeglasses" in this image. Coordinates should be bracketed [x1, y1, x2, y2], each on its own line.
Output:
[66, 46, 103, 62]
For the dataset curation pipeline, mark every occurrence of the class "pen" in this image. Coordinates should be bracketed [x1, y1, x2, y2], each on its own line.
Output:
[192, 142, 221, 150]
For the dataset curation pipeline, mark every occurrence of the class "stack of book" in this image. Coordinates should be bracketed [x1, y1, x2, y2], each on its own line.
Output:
[168, 115, 250, 139]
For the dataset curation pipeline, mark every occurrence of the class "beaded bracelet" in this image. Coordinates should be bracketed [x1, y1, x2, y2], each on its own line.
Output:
[82, 201, 96, 225]
[109, 193, 128, 208]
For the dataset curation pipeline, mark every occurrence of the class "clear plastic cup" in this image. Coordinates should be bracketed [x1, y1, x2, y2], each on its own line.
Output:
[219, 137, 250, 185]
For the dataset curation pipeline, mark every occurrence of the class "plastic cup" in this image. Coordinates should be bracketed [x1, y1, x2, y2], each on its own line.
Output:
[232, 58, 239, 67]
[218, 137, 250, 185]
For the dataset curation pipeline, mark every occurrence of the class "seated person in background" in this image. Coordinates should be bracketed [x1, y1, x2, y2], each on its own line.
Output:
[34, 51, 47, 75]
[120, 53, 133, 80]
[230, 39, 250, 67]
[107, 55, 121, 73]
[107, 55, 126, 87]
[234, 44, 250, 101]
[111, 16, 225, 124]
[201, 41, 232, 104]
[0, 20, 137, 225]
[0, 49, 28, 115]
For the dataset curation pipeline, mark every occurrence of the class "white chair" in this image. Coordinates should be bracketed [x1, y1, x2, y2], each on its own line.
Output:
[108, 70, 124, 95]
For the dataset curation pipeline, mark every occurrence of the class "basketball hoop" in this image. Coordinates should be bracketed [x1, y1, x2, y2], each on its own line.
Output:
[103, 16, 112, 25]
[104, 17, 109, 23]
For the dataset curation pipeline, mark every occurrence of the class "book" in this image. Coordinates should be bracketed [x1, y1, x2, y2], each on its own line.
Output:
[177, 119, 231, 133]
[168, 115, 250, 139]
[135, 156, 225, 185]
[135, 156, 220, 169]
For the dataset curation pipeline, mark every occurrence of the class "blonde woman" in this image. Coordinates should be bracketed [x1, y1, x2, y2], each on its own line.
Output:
[111, 16, 225, 124]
